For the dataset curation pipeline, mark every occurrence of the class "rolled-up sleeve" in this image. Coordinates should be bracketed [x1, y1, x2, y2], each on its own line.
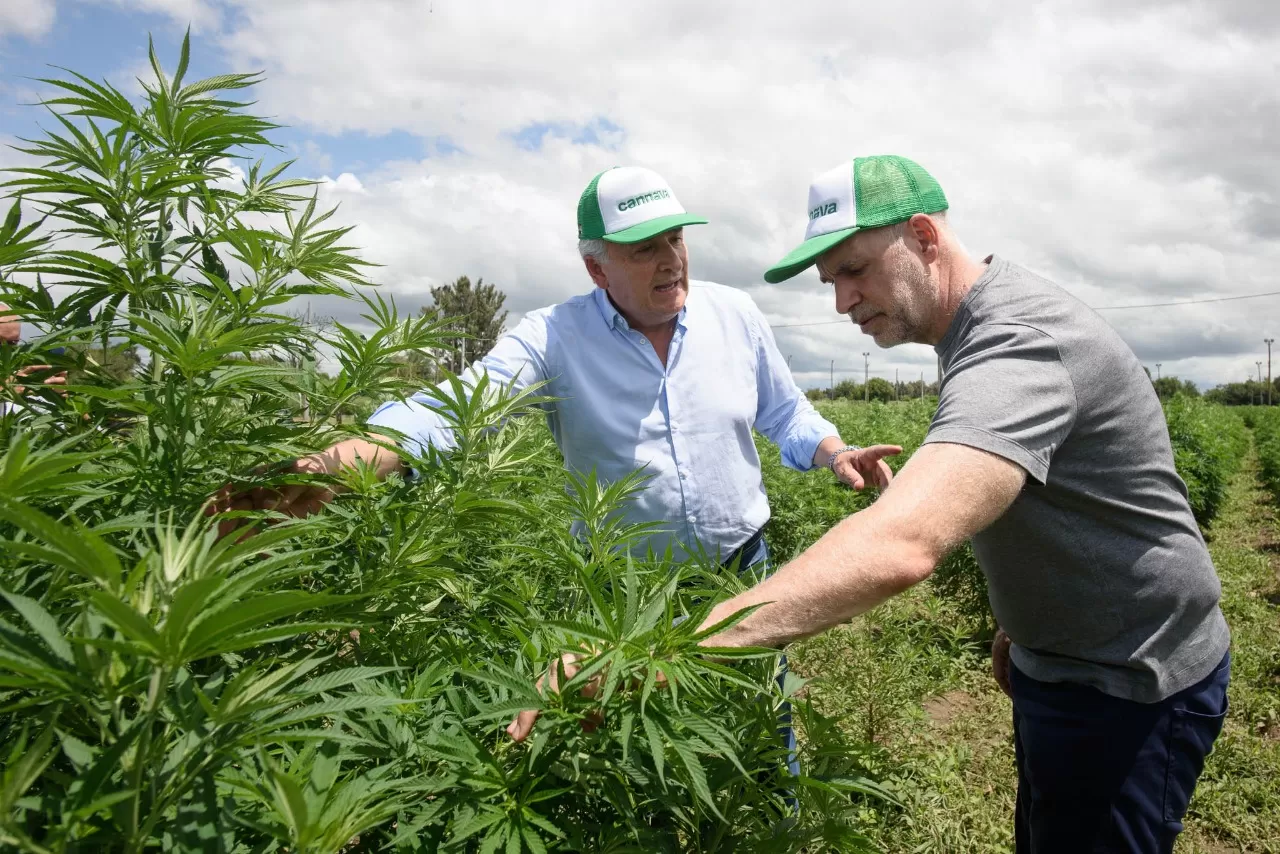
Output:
[746, 304, 839, 471]
[366, 314, 550, 456]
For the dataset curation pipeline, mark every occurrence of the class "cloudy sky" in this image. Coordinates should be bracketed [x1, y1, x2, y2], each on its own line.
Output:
[2, 0, 1278, 389]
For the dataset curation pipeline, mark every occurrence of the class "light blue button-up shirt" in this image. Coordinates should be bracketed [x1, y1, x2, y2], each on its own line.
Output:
[368, 281, 840, 560]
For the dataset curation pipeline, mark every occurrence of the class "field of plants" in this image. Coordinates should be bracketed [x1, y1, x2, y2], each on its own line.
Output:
[2, 38, 1279, 854]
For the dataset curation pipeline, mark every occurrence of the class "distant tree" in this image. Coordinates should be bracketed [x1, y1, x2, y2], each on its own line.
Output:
[1152, 376, 1200, 401]
[832, 379, 860, 399]
[1205, 380, 1270, 406]
[421, 276, 508, 374]
[865, 377, 895, 402]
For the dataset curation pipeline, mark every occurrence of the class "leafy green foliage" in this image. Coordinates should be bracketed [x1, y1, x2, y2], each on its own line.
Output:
[1163, 396, 1249, 525]
[1242, 406, 1280, 504]
[0, 35, 889, 853]
[1151, 375, 1200, 400]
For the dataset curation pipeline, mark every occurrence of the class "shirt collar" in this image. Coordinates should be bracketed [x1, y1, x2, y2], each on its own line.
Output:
[592, 286, 690, 333]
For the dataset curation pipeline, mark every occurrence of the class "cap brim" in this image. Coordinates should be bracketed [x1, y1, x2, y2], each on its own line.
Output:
[763, 227, 858, 284]
[603, 213, 709, 244]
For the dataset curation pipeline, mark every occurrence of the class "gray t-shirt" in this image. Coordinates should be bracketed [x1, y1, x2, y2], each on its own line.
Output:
[926, 255, 1229, 703]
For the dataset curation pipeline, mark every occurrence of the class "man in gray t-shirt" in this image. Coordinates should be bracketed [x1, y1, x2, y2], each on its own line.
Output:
[929, 256, 1228, 703]
[693, 156, 1231, 853]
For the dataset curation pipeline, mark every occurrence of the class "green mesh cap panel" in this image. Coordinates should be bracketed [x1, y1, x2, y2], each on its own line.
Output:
[577, 170, 609, 240]
[763, 154, 950, 284]
[853, 155, 948, 228]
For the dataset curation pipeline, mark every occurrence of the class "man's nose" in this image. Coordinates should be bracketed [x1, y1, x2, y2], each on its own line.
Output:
[657, 242, 682, 272]
[835, 283, 861, 315]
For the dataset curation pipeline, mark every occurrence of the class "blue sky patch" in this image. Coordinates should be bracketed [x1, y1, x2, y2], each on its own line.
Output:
[510, 117, 624, 152]
[0, 6, 453, 177]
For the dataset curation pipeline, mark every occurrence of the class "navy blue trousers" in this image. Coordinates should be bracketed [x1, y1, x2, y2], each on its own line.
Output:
[1010, 651, 1230, 854]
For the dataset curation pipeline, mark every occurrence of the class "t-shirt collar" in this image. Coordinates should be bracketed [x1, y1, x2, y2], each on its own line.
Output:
[935, 255, 1002, 357]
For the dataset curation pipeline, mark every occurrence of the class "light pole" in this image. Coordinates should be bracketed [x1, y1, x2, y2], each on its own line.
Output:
[1266, 338, 1274, 405]
[862, 352, 870, 402]
[1155, 362, 1162, 381]
[829, 359, 834, 400]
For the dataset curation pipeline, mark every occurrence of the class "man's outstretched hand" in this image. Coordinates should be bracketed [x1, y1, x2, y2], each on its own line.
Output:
[205, 455, 337, 540]
[205, 437, 403, 540]
[830, 444, 902, 490]
[507, 652, 601, 743]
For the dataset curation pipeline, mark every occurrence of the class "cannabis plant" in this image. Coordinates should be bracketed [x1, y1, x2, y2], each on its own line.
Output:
[0, 35, 890, 852]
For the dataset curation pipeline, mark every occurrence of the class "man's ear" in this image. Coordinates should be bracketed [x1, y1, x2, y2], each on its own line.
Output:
[906, 213, 941, 264]
[584, 255, 609, 290]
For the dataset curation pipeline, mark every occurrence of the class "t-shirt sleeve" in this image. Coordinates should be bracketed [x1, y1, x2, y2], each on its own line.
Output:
[923, 323, 1076, 484]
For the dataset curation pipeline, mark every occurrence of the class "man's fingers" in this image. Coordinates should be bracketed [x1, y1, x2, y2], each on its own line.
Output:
[507, 709, 539, 742]
[864, 444, 903, 460]
[876, 460, 894, 488]
[581, 709, 604, 733]
[837, 458, 865, 490]
[274, 483, 311, 515]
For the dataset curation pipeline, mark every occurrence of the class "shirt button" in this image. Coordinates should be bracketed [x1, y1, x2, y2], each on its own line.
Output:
[688, 514, 697, 524]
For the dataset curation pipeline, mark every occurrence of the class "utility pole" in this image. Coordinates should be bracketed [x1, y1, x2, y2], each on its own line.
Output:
[301, 302, 312, 422]
[862, 352, 870, 402]
[1266, 338, 1274, 405]
[829, 359, 834, 400]
[920, 371, 925, 401]
[1155, 362, 1162, 381]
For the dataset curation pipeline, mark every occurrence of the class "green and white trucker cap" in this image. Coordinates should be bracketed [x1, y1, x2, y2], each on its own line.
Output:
[577, 166, 708, 244]
[764, 155, 948, 284]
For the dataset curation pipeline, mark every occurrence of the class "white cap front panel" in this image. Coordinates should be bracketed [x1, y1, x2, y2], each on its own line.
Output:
[596, 166, 687, 234]
[803, 162, 857, 241]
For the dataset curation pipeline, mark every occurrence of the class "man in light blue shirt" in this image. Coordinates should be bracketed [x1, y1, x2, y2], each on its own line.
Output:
[366, 165, 900, 563]
[211, 167, 899, 564]
[210, 166, 900, 784]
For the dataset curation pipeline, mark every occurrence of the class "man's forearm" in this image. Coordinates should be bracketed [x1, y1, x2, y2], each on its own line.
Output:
[699, 505, 934, 648]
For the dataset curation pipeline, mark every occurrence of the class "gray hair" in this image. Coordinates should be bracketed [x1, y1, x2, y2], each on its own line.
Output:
[578, 238, 608, 261]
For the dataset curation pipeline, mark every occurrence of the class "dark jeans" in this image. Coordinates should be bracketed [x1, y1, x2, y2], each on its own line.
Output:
[1011, 651, 1230, 854]
[723, 531, 802, 780]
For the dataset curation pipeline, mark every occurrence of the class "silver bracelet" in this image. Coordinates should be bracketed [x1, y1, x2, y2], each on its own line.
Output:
[827, 444, 862, 471]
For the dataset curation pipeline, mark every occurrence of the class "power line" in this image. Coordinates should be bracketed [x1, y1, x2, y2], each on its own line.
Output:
[768, 288, 1280, 330]
[1091, 290, 1280, 311]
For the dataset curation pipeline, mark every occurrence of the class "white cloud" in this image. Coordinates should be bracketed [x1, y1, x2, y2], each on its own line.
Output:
[89, 0, 221, 32]
[20, 0, 1280, 388]
[0, 0, 56, 40]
